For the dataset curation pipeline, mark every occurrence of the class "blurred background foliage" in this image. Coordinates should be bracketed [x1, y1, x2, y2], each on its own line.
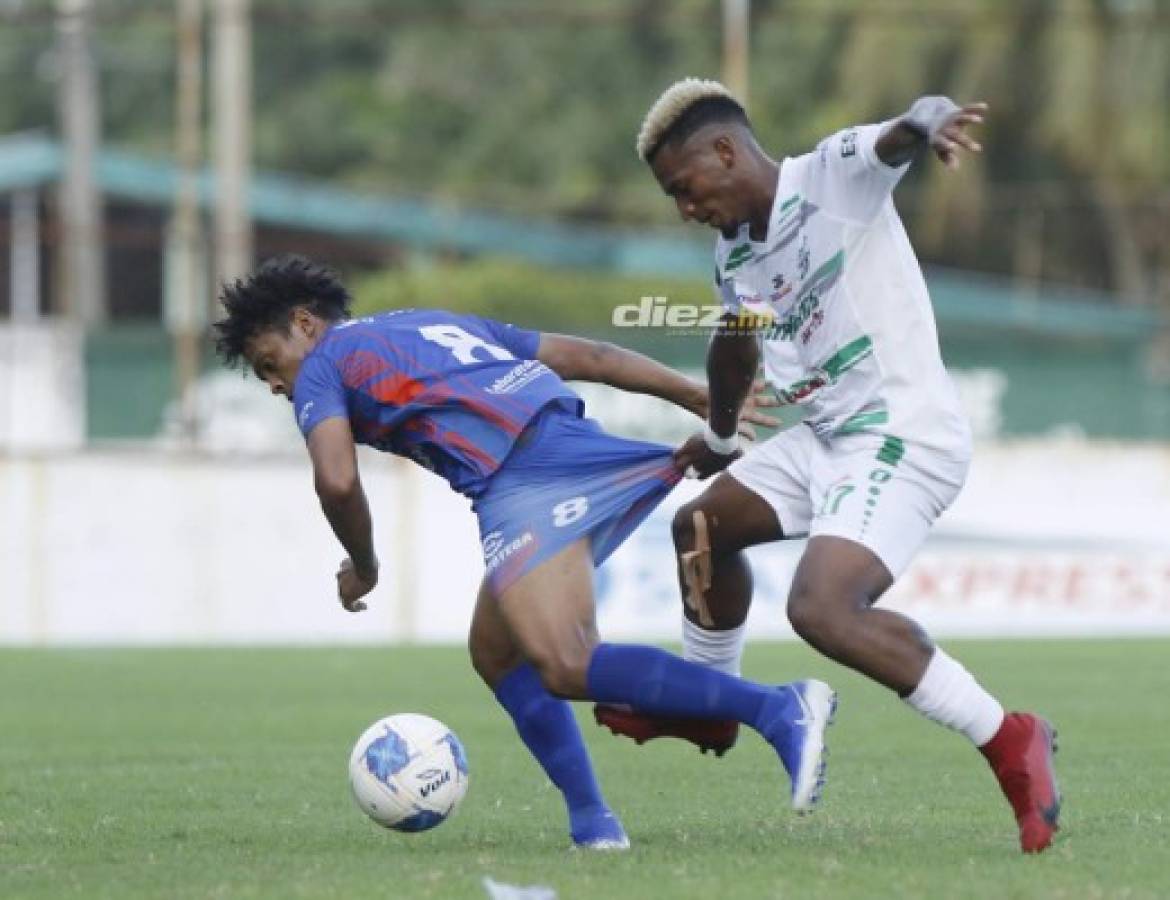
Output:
[2, 0, 1169, 304]
[351, 259, 710, 333]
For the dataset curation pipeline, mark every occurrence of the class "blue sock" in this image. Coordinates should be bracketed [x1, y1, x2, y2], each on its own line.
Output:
[494, 663, 610, 837]
[586, 643, 777, 733]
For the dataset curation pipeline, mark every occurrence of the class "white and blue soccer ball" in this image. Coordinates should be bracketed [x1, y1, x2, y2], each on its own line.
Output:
[348, 713, 470, 832]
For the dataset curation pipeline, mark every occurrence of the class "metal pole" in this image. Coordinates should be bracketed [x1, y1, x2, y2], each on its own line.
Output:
[722, 0, 750, 108]
[172, 0, 205, 444]
[10, 190, 41, 323]
[56, 0, 105, 325]
[213, 0, 253, 297]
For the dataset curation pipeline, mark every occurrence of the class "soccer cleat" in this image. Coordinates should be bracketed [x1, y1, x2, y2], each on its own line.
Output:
[592, 704, 739, 757]
[570, 806, 630, 851]
[980, 712, 1061, 853]
[755, 679, 838, 813]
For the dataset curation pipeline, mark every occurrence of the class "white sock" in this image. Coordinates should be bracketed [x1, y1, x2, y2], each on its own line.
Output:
[682, 616, 747, 677]
[906, 647, 1005, 747]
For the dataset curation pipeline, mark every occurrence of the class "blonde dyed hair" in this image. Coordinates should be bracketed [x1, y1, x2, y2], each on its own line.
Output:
[635, 77, 742, 161]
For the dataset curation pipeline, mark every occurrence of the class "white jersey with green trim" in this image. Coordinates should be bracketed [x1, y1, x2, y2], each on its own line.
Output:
[714, 122, 970, 453]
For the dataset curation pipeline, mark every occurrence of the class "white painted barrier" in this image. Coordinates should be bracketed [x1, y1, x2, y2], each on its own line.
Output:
[1, 440, 1168, 645]
[0, 323, 85, 451]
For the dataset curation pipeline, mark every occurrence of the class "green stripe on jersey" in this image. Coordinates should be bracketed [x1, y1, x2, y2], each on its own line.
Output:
[837, 408, 889, 434]
[876, 435, 905, 467]
[821, 335, 873, 379]
[725, 243, 754, 271]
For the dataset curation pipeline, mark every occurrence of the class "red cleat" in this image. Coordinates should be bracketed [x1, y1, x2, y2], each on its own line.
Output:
[593, 704, 739, 757]
[980, 712, 1062, 853]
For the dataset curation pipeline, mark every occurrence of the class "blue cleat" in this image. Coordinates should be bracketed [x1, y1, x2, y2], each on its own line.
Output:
[756, 679, 837, 813]
[570, 805, 630, 851]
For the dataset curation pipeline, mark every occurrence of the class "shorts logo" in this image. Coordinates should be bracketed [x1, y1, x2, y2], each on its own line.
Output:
[481, 531, 505, 557]
[298, 401, 314, 428]
[484, 531, 535, 574]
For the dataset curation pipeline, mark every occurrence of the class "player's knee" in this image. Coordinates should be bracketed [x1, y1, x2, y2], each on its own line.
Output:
[671, 503, 698, 551]
[787, 586, 843, 647]
[468, 633, 520, 689]
[527, 648, 590, 700]
[674, 502, 737, 556]
[467, 640, 495, 685]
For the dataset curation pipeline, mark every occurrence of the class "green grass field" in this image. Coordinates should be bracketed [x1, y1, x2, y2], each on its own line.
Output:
[2, 640, 1169, 899]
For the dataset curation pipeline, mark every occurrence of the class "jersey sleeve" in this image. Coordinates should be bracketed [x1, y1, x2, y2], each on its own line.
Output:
[803, 122, 909, 225]
[471, 316, 541, 359]
[292, 352, 349, 438]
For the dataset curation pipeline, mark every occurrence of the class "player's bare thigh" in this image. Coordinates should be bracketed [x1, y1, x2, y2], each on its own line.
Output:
[494, 537, 600, 700]
[789, 535, 895, 619]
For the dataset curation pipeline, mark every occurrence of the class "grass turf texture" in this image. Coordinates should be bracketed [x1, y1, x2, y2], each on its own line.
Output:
[2, 640, 1168, 899]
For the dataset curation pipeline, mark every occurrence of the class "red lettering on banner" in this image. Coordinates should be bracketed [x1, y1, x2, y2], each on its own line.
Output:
[1010, 563, 1052, 604]
[1061, 564, 1089, 606]
[957, 563, 1007, 604]
[905, 565, 945, 603]
[896, 553, 1170, 616]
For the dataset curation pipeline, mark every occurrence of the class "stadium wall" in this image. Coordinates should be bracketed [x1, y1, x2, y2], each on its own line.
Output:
[2, 442, 1168, 646]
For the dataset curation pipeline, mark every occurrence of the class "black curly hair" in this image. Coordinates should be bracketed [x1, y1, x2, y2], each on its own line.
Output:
[213, 255, 353, 368]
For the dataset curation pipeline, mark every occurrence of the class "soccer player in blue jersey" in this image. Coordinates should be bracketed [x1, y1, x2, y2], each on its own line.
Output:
[213, 255, 836, 850]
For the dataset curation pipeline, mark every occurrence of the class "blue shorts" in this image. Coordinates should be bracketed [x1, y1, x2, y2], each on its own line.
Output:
[473, 406, 682, 596]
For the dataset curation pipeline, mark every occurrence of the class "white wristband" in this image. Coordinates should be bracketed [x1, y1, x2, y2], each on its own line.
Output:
[703, 422, 740, 456]
[903, 95, 961, 142]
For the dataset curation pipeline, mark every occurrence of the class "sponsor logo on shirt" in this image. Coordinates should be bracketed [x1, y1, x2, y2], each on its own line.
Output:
[776, 373, 828, 404]
[736, 289, 768, 310]
[486, 360, 549, 395]
[770, 273, 792, 304]
[801, 309, 825, 345]
[840, 129, 858, 158]
[771, 288, 823, 341]
[761, 250, 845, 342]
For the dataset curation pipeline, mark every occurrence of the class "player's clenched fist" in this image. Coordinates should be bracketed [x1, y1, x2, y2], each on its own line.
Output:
[337, 557, 378, 612]
[674, 432, 741, 480]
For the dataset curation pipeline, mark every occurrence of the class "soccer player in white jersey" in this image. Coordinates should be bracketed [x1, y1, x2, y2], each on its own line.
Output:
[594, 79, 1061, 853]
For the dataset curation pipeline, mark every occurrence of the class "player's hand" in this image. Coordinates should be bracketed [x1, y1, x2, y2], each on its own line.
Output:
[737, 378, 780, 441]
[695, 379, 780, 441]
[673, 433, 741, 480]
[337, 557, 378, 612]
[931, 101, 987, 170]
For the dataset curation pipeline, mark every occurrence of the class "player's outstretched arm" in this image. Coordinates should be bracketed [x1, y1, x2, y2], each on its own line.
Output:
[536, 332, 777, 433]
[306, 417, 379, 612]
[539, 331, 778, 430]
[674, 316, 760, 479]
[875, 97, 987, 170]
[537, 332, 704, 414]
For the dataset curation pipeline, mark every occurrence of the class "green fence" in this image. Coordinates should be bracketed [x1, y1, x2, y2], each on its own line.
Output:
[84, 321, 1169, 442]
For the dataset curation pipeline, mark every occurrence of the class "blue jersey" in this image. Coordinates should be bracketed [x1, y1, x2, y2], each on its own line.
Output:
[292, 310, 583, 497]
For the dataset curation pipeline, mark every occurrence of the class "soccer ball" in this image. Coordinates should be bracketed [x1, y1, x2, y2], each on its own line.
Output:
[348, 713, 470, 832]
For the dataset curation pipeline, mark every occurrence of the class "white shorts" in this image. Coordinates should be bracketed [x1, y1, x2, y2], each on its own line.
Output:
[726, 427, 971, 577]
